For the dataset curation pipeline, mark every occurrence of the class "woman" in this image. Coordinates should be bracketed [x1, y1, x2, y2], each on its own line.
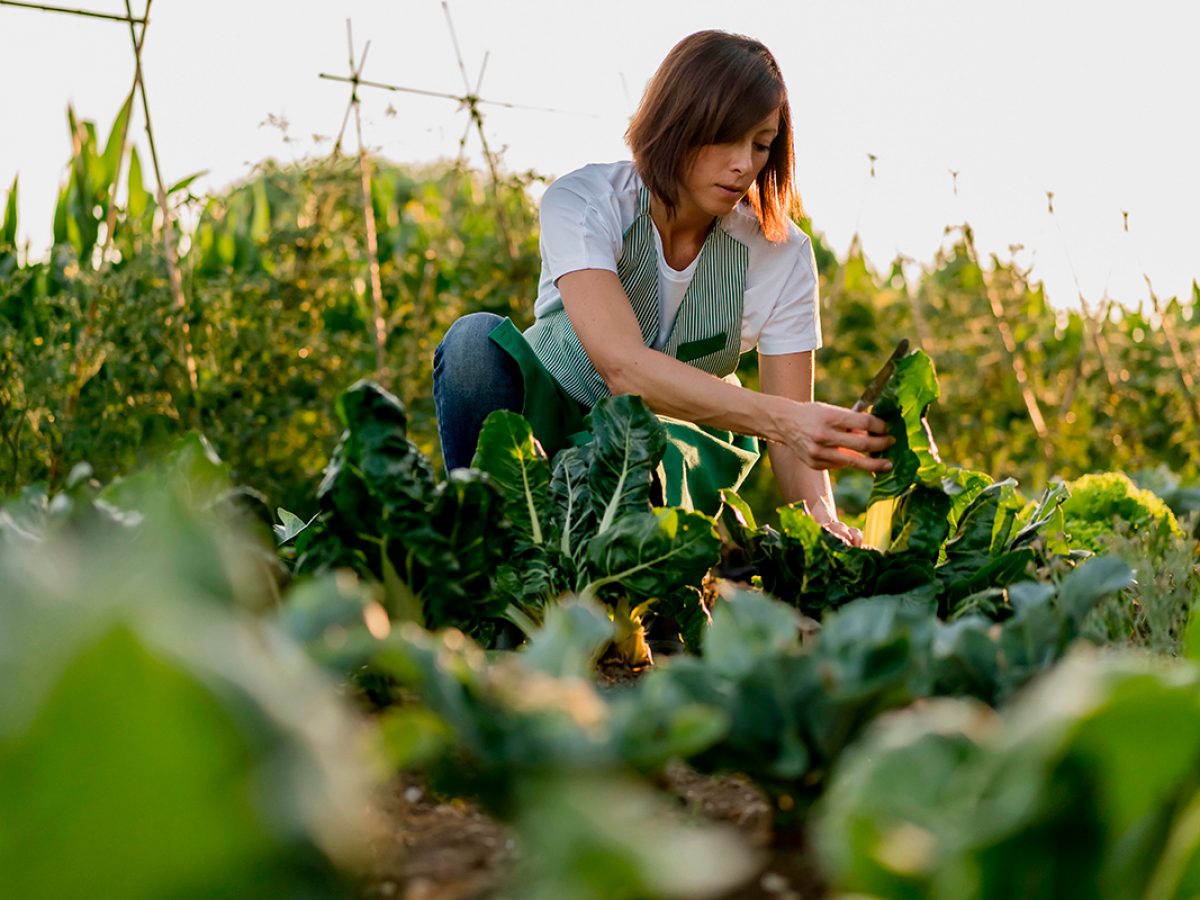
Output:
[433, 30, 893, 546]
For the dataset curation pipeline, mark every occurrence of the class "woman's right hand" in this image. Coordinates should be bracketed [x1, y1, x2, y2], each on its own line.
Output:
[773, 400, 895, 473]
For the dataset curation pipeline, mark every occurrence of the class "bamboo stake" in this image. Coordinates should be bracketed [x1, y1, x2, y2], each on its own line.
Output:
[345, 21, 388, 379]
[122, 0, 199, 399]
[0, 0, 143, 23]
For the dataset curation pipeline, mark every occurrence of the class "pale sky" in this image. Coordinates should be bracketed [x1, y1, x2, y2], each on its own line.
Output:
[2, 0, 1198, 311]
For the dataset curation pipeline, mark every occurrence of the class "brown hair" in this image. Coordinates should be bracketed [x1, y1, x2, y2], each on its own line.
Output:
[626, 30, 799, 243]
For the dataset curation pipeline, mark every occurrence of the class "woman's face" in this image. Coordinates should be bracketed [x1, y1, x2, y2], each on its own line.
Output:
[679, 109, 780, 219]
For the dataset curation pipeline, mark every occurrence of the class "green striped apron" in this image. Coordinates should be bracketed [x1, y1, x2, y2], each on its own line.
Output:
[489, 185, 760, 516]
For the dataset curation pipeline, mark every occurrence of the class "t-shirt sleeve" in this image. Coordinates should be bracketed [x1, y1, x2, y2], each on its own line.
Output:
[756, 235, 823, 356]
[538, 178, 623, 284]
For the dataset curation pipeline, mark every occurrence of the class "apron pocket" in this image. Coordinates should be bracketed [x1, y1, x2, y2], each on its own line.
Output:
[676, 332, 728, 363]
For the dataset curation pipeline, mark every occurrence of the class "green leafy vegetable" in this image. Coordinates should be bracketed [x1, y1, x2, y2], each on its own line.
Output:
[288, 380, 513, 639]
[815, 651, 1200, 900]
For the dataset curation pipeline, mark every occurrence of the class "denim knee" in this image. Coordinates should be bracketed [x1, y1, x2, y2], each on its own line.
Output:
[434, 312, 506, 389]
[433, 312, 524, 472]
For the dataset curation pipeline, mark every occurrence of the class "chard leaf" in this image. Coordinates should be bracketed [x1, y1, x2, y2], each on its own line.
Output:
[317, 380, 433, 535]
[581, 508, 720, 602]
[472, 410, 552, 547]
[869, 351, 945, 503]
[778, 504, 825, 544]
[493, 546, 571, 624]
[942, 550, 1034, 611]
[944, 480, 1019, 560]
[717, 489, 759, 556]
[937, 481, 1034, 609]
[586, 395, 666, 535]
[1010, 481, 1070, 550]
[890, 485, 953, 560]
[549, 445, 594, 559]
[941, 467, 994, 534]
[399, 468, 511, 633]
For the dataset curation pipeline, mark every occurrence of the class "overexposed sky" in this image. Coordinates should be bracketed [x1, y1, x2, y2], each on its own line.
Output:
[1, 0, 1197, 309]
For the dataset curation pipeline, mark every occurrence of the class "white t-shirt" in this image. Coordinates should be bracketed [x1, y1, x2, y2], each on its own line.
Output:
[534, 160, 822, 356]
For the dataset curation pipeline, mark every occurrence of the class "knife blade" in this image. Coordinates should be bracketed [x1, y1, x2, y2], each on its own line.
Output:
[851, 339, 910, 413]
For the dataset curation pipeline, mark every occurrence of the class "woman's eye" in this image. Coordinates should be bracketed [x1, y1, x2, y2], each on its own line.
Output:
[754, 143, 771, 154]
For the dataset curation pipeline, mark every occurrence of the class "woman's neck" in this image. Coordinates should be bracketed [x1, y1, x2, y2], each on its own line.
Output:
[648, 194, 713, 270]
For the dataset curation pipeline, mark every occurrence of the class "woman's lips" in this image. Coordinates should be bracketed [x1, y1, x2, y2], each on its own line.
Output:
[716, 184, 743, 199]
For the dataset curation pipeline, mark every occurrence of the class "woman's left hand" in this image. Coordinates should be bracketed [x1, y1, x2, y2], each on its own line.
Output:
[821, 519, 864, 548]
[803, 498, 863, 547]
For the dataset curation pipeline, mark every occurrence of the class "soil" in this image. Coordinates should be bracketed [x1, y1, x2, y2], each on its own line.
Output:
[360, 766, 827, 900]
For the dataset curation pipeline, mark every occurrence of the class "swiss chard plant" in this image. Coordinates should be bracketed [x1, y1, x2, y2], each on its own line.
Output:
[471, 395, 721, 666]
[720, 350, 1076, 622]
[280, 380, 513, 641]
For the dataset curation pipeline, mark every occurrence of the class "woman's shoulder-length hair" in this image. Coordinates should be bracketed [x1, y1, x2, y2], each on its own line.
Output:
[626, 30, 799, 243]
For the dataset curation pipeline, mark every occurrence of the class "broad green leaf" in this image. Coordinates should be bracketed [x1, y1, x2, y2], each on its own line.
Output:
[320, 380, 434, 528]
[581, 508, 720, 602]
[944, 480, 1018, 558]
[778, 503, 824, 544]
[816, 594, 934, 702]
[405, 468, 511, 632]
[931, 617, 1001, 700]
[0, 627, 324, 898]
[473, 410, 552, 547]
[941, 467, 994, 534]
[549, 445, 593, 559]
[717, 488, 758, 552]
[99, 433, 230, 513]
[890, 485, 953, 560]
[869, 351, 945, 503]
[586, 395, 666, 535]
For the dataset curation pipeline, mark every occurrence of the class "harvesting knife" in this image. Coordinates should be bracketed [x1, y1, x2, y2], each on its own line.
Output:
[851, 339, 910, 413]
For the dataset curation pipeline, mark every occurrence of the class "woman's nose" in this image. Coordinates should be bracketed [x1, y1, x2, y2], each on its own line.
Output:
[730, 142, 752, 175]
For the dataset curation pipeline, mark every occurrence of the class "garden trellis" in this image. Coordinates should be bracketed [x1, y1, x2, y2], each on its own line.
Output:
[315, 1, 602, 381]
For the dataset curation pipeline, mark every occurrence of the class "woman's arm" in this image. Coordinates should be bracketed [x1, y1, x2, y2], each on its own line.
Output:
[558, 268, 893, 474]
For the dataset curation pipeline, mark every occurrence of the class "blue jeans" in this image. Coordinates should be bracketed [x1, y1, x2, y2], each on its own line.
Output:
[433, 312, 526, 473]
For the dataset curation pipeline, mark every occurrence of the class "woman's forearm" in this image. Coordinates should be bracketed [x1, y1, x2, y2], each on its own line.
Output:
[606, 345, 790, 441]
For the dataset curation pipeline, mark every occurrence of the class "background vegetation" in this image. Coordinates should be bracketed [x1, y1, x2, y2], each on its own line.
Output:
[2, 105, 1197, 517]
